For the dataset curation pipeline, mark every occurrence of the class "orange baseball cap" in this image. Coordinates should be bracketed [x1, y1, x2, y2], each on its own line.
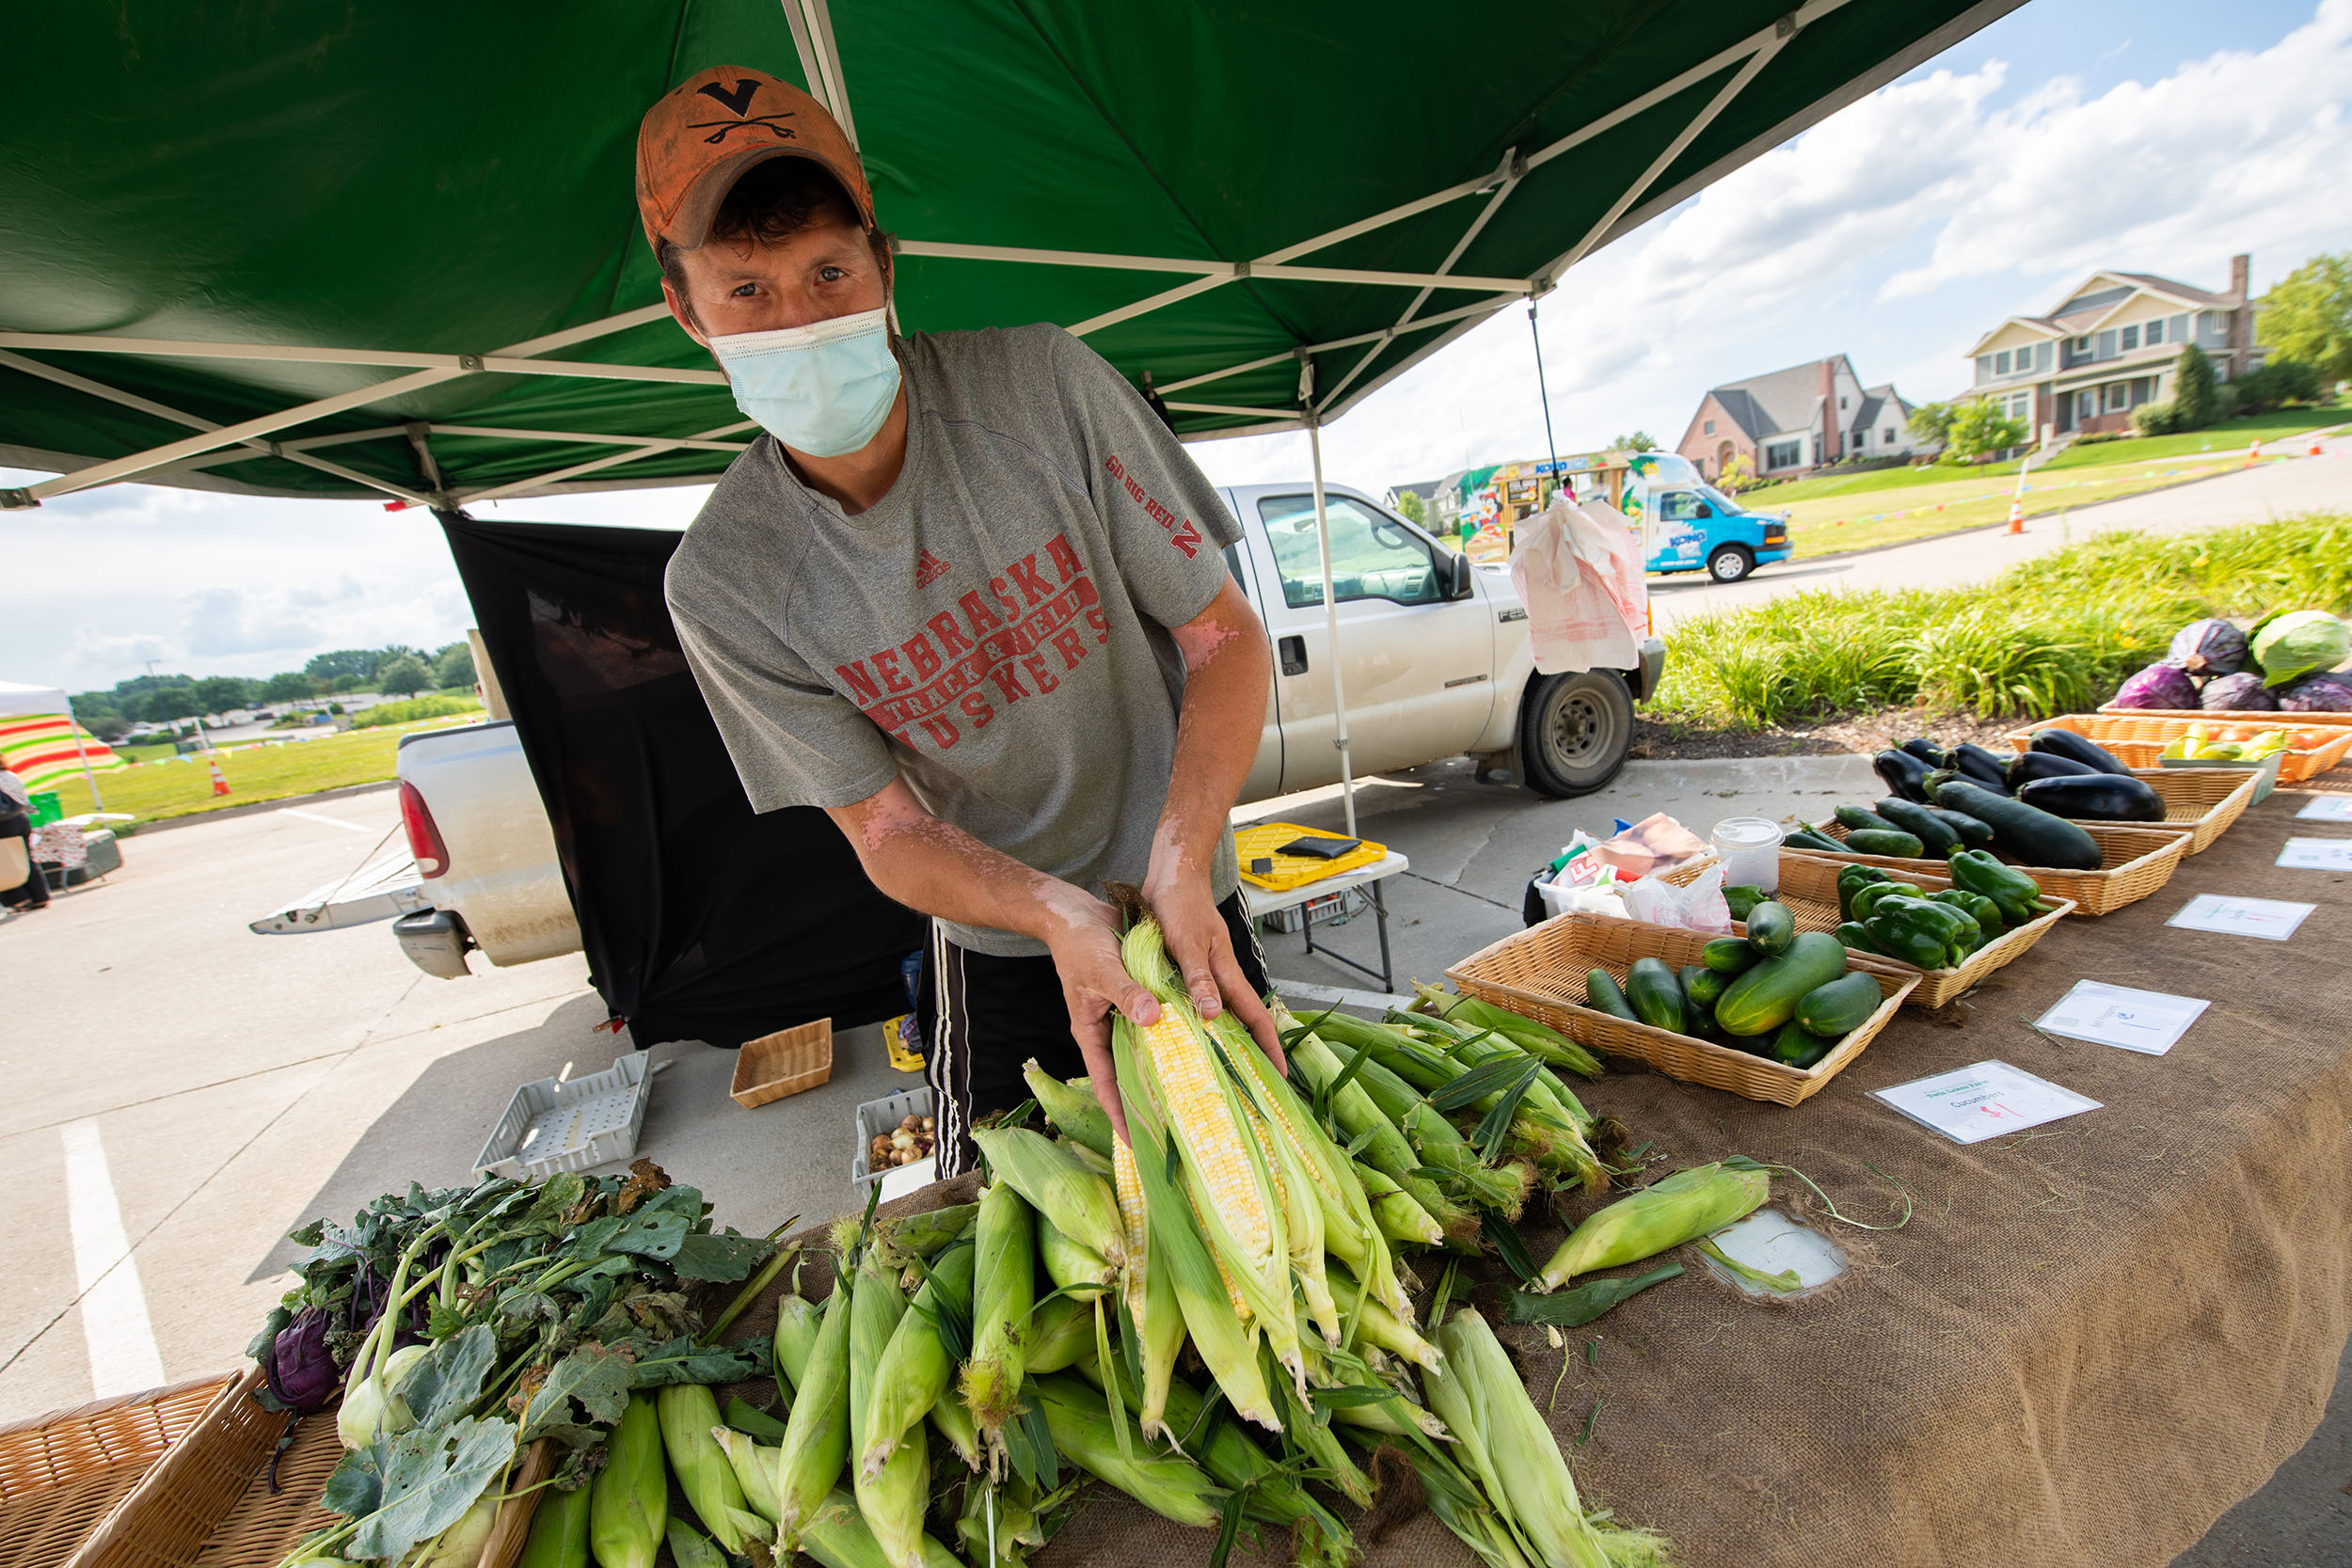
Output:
[635, 65, 876, 253]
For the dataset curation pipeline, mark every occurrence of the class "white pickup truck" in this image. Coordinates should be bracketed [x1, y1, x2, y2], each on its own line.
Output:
[269, 482, 1662, 976]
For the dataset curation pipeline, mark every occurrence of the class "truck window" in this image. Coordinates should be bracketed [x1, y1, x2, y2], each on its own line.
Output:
[1257, 495, 1438, 609]
[1658, 490, 1703, 522]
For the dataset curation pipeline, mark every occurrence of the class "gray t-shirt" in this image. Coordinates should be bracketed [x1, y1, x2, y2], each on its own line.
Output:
[667, 323, 1243, 957]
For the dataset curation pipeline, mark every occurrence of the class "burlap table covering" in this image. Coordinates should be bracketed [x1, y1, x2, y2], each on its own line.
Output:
[732, 785, 2352, 1568]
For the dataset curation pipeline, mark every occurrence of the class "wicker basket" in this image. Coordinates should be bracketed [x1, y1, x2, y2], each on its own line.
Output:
[2122, 767, 2260, 853]
[67, 1368, 547, 1568]
[1663, 853, 2074, 1010]
[2003, 713, 2352, 784]
[0, 1376, 232, 1568]
[1798, 819, 2190, 917]
[732, 1017, 834, 1108]
[1445, 912, 1918, 1106]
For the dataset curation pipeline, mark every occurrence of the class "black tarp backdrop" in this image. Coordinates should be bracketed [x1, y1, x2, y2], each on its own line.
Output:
[437, 513, 921, 1048]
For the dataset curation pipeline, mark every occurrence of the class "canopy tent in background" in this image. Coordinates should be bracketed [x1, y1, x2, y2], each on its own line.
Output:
[0, 682, 119, 800]
[438, 515, 923, 1047]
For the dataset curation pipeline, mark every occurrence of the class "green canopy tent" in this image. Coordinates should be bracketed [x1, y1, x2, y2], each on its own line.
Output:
[2, 0, 2017, 830]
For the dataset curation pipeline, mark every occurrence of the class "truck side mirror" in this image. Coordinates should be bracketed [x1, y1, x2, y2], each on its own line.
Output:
[1443, 550, 1474, 599]
[1694, 500, 1713, 517]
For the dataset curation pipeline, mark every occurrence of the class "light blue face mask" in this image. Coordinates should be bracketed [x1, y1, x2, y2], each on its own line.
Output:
[706, 306, 901, 458]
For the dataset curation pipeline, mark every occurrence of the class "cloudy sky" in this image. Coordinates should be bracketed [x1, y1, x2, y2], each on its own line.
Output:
[6, 0, 2350, 695]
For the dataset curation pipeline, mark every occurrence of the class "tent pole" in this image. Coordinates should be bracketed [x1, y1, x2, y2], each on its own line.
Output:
[64, 697, 103, 810]
[1303, 394, 1356, 839]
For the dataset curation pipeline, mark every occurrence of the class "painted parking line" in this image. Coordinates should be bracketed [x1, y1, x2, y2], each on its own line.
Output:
[60, 1119, 166, 1399]
[281, 808, 374, 833]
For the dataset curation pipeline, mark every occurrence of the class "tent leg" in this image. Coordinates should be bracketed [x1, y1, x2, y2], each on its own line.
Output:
[65, 697, 103, 810]
[1306, 408, 1357, 839]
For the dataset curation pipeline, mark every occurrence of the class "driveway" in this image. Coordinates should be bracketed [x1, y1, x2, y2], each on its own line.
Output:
[1650, 436, 2348, 630]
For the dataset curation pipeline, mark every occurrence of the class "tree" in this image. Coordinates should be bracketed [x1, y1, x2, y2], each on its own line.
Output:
[1716, 450, 1757, 491]
[2173, 343, 2218, 429]
[2258, 250, 2352, 388]
[193, 674, 255, 715]
[1392, 490, 1428, 526]
[433, 641, 477, 689]
[1609, 431, 1660, 452]
[149, 684, 206, 723]
[306, 648, 381, 683]
[376, 653, 433, 697]
[264, 671, 317, 704]
[1906, 401, 1956, 451]
[1945, 396, 2028, 462]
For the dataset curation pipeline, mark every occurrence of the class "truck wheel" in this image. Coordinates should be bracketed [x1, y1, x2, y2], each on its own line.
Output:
[1519, 671, 1634, 799]
[1707, 545, 1754, 583]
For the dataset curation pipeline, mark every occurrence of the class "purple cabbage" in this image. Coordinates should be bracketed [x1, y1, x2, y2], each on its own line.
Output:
[2279, 672, 2352, 712]
[262, 1306, 342, 1413]
[2199, 672, 2277, 711]
[2111, 661, 2200, 711]
[2168, 618, 2248, 675]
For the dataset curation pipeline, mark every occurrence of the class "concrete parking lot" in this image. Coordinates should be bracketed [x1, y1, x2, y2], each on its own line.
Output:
[2, 753, 2342, 1560]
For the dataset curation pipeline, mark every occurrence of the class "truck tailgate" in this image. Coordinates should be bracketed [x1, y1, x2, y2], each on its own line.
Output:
[249, 850, 428, 934]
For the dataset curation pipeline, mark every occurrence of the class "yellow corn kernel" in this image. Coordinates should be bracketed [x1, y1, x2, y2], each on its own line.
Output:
[1135, 1007, 1271, 1262]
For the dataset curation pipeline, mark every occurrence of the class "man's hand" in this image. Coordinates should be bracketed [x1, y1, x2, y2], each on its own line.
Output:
[1144, 868, 1286, 1075]
[1041, 888, 1160, 1148]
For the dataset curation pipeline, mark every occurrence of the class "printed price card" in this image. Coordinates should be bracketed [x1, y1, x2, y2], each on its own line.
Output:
[2294, 796, 2352, 822]
[1871, 1060, 2102, 1146]
[2277, 837, 2352, 870]
[2166, 894, 2314, 941]
[2033, 980, 2209, 1055]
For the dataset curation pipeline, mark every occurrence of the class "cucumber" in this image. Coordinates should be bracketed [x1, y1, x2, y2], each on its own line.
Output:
[1923, 804, 1996, 848]
[1842, 829, 1925, 858]
[1769, 1018, 1830, 1070]
[1872, 798, 1959, 857]
[1701, 937, 1760, 975]
[1743, 900, 1797, 957]
[1714, 931, 1850, 1037]
[1794, 971, 1882, 1037]
[1680, 963, 1727, 1012]
[1785, 827, 1844, 851]
[1929, 778, 2102, 870]
[1833, 805, 1899, 833]
[1584, 968, 1638, 1022]
[1625, 958, 1686, 1034]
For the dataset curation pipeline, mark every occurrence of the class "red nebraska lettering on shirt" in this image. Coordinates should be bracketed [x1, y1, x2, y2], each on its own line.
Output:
[1103, 454, 1203, 558]
[831, 531, 1104, 752]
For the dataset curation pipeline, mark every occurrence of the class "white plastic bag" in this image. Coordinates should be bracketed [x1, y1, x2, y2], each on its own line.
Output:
[1619, 863, 1732, 934]
[1508, 492, 1646, 674]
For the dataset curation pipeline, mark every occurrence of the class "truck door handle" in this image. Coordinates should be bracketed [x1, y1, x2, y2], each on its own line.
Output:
[1277, 635, 1309, 675]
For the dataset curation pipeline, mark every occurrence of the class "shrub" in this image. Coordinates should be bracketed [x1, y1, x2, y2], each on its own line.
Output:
[348, 694, 484, 729]
[2174, 343, 2218, 428]
[2130, 401, 2181, 437]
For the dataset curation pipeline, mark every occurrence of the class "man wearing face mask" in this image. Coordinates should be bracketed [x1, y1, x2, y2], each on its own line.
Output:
[643, 67, 1282, 1173]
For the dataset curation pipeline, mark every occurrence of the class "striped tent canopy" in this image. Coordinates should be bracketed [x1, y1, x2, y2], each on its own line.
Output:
[0, 683, 124, 794]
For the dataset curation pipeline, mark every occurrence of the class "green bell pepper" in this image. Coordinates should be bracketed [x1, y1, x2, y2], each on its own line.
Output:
[1836, 864, 1890, 921]
[1865, 895, 1978, 970]
[1946, 849, 2051, 926]
[1836, 920, 1883, 955]
[1723, 884, 1767, 922]
[1926, 888, 2004, 943]
[1848, 879, 1926, 924]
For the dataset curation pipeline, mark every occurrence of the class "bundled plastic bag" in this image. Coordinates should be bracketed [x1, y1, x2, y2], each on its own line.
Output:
[1508, 492, 1646, 674]
[1619, 863, 1732, 934]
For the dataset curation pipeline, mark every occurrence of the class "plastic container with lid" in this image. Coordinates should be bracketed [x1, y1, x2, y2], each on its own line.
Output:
[1710, 816, 1784, 892]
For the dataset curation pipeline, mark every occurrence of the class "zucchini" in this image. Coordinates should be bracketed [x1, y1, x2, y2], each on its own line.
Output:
[1768, 1018, 1830, 1070]
[1584, 969, 1638, 1022]
[1680, 963, 1727, 1012]
[1785, 827, 1844, 851]
[1833, 805, 1899, 833]
[1794, 971, 1882, 1037]
[1714, 931, 1849, 1037]
[1872, 798, 1958, 856]
[1743, 900, 1797, 957]
[1923, 805, 1996, 848]
[1928, 778, 2102, 870]
[1701, 937, 1760, 975]
[1842, 829, 1925, 858]
[1625, 958, 1686, 1034]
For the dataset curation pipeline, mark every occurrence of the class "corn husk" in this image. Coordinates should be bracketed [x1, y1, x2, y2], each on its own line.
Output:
[961, 1180, 1037, 1452]
[773, 1280, 852, 1544]
[972, 1124, 1126, 1271]
[802, 1488, 966, 1568]
[1023, 1061, 1114, 1157]
[1037, 1219, 1116, 1298]
[588, 1392, 665, 1568]
[712, 1427, 783, 1524]
[515, 1477, 590, 1568]
[1325, 1268, 1439, 1370]
[1537, 1163, 1770, 1291]
[657, 1383, 767, 1555]
[1286, 1024, 1475, 1242]
[848, 1249, 930, 1568]
[1028, 1373, 1227, 1528]
[773, 1292, 825, 1393]
[858, 1241, 977, 1480]
[930, 1395, 982, 1472]
[1025, 1293, 1096, 1374]
[666, 1517, 726, 1568]
[1354, 1163, 1447, 1246]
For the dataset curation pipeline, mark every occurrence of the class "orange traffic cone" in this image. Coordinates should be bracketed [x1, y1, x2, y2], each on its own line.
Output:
[2311, 433, 2326, 458]
[2005, 497, 2025, 534]
[2245, 439, 2260, 467]
[209, 754, 230, 797]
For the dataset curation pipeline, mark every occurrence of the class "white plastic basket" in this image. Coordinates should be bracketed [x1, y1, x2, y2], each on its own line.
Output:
[851, 1085, 935, 1191]
[475, 1052, 653, 1180]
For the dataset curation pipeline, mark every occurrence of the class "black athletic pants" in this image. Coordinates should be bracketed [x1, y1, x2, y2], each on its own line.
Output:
[918, 892, 1271, 1177]
[0, 811, 47, 910]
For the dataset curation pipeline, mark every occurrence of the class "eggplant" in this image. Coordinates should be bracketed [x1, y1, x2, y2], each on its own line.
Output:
[2005, 751, 2098, 789]
[2015, 772, 2166, 823]
[1898, 738, 1947, 767]
[1873, 748, 1932, 802]
[1947, 745, 2013, 792]
[2028, 728, 2130, 775]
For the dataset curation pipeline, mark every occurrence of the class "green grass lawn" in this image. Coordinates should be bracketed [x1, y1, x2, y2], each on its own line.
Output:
[49, 710, 484, 826]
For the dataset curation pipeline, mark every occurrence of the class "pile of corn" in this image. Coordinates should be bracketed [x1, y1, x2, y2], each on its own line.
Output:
[577, 918, 1682, 1568]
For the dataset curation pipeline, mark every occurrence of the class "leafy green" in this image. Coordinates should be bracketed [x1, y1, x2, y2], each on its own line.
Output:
[671, 1228, 773, 1282]
[1501, 1262, 1684, 1326]
[345, 1415, 517, 1561]
[519, 1341, 636, 1445]
[394, 1324, 498, 1431]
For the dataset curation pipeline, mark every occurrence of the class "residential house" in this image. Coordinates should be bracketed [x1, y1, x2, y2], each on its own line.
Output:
[1384, 477, 1442, 520]
[1675, 355, 1919, 482]
[1962, 255, 2264, 438]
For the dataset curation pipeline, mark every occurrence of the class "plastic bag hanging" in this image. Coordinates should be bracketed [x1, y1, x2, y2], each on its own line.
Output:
[1507, 491, 1645, 673]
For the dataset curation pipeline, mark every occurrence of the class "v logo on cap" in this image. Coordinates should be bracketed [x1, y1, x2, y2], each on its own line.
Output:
[696, 78, 763, 117]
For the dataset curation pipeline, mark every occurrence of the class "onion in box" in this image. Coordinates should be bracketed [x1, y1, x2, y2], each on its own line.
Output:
[2168, 617, 2248, 675]
[2199, 671, 2277, 711]
[2111, 661, 2200, 710]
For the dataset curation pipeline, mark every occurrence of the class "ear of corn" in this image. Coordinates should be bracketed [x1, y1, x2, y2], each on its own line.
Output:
[1323, 1267, 1440, 1370]
[515, 1476, 590, 1568]
[666, 1517, 727, 1568]
[1427, 1307, 1619, 1568]
[1403, 1100, 1535, 1218]
[712, 1427, 784, 1524]
[1109, 1131, 1182, 1439]
[774, 1279, 853, 1543]
[657, 1383, 765, 1555]
[1417, 986, 1604, 1083]
[929, 1395, 981, 1472]
[858, 1239, 977, 1480]
[1024, 1061, 1114, 1157]
[1028, 1372, 1228, 1529]
[1287, 1026, 1475, 1241]
[971, 1125, 1126, 1270]
[961, 1180, 1037, 1451]
[1036, 1219, 1116, 1297]
[1537, 1163, 1770, 1291]
[1023, 1292, 1096, 1373]
[1270, 1361, 1374, 1509]
[846, 1249, 931, 1568]
[588, 1392, 666, 1568]
[803, 1489, 965, 1568]
[1352, 1163, 1446, 1246]
[773, 1292, 825, 1393]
